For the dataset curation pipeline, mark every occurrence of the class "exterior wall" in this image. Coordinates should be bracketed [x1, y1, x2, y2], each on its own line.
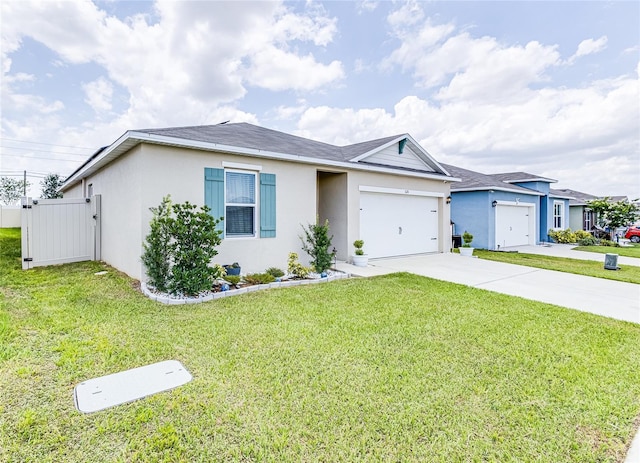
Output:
[65, 146, 144, 279]
[317, 172, 348, 260]
[450, 191, 492, 249]
[569, 205, 584, 231]
[345, 170, 451, 254]
[63, 182, 84, 198]
[139, 145, 318, 278]
[0, 206, 21, 228]
[451, 190, 539, 249]
[514, 181, 550, 195]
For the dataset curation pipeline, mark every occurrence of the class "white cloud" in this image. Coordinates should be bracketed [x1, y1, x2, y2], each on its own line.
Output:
[1, 0, 343, 131]
[83, 77, 113, 113]
[568, 36, 608, 63]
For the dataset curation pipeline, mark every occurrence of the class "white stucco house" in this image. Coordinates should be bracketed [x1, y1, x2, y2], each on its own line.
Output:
[61, 123, 458, 281]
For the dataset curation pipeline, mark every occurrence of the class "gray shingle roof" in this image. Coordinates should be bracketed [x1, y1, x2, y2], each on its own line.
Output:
[441, 163, 542, 195]
[550, 188, 596, 205]
[489, 171, 557, 184]
[138, 122, 404, 163]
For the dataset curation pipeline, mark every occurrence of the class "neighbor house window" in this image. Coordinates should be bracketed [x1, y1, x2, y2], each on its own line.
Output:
[583, 209, 593, 230]
[553, 201, 564, 229]
[225, 171, 256, 237]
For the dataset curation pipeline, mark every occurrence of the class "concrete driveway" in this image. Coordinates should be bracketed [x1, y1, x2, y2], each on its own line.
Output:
[336, 253, 640, 324]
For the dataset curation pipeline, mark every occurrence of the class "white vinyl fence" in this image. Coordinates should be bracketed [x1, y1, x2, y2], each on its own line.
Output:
[21, 196, 101, 270]
[0, 205, 21, 228]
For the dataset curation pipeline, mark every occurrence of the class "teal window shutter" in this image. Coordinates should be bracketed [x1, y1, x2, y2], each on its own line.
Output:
[204, 168, 225, 236]
[260, 173, 276, 238]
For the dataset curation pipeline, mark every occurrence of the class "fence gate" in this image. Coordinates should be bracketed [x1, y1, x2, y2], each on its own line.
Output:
[21, 196, 101, 270]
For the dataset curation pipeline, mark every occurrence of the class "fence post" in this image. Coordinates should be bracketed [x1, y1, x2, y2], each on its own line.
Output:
[93, 195, 102, 261]
[21, 197, 33, 270]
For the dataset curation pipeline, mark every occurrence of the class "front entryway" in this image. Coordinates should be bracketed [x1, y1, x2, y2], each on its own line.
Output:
[359, 191, 439, 258]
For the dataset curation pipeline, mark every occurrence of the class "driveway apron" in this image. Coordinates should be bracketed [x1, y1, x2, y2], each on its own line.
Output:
[338, 254, 640, 324]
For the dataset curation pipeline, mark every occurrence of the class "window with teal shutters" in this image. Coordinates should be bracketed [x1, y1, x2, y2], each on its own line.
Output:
[260, 173, 276, 238]
[204, 168, 225, 236]
[205, 168, 276, 239]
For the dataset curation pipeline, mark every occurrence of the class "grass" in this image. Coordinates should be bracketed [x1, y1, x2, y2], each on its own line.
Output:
[574, 244, 640, 259]
[473, 250, 640, 284]
[1, 227, 639, 462]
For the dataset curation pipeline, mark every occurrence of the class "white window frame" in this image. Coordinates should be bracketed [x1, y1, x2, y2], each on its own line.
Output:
[224, 169, 258, 239]
[583, 209, 593, 231]
[553, 201, 564, 229]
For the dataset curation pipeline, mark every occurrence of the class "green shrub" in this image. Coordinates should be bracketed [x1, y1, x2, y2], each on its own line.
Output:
[142, 196, 173, 293]
[599, 239, 620, 247]
[243, 273, 276, 285]
[548, 228, 577, 244]
[287, 252, 311, 279]
[300, 219, 335, 274]
[575, 229, 592, 241]
[142, 196, 224, 296]
[577, 235, 598, 246]
[224, 275, 241, 286]
[265, 267, 284, 278]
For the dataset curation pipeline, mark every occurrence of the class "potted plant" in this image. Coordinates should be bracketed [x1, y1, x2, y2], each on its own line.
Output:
[223, 262, 241, 276]
[351, 239, 368, 267]
[459, 231, 474, 257]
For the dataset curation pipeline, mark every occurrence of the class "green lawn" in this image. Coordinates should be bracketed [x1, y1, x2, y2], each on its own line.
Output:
[1, 228, 639, 462]
[574, 244, 640, 259]
[473, 250, 640, 284]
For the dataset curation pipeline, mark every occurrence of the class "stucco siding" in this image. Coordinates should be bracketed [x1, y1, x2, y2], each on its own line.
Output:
[569, 206, 584, 230]
[450, 191, 538, 249]
[76, 146, 144, 279]
[318, 172, 348, 260]
[139, 144, 318, 277]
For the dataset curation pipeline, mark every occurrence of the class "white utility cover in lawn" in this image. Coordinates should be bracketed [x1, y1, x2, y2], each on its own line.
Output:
[360, 191, 439, 258]
[74, 360, 192, 413]
[495, 204, 534, 248]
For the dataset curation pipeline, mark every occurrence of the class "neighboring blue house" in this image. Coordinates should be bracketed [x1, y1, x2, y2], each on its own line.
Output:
[442, 164, 572, 250]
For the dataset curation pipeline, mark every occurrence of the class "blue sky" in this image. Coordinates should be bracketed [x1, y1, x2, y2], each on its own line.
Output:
[1, 0, 639, 199]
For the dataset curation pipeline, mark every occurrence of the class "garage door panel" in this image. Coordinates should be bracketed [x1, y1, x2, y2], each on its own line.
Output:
[360, 192, 439, 259]
[496, 205, 533, 248]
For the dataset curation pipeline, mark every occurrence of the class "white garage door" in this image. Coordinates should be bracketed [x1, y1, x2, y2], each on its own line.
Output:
[360, 192, 439, 259]
[495, 204, 533, 248]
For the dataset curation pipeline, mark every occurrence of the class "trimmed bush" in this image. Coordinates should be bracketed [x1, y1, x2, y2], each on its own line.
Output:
[243, 273, 276, 285]
[265, 267, 285, 278]
[548, 228, 577, 244]
[142, 196, 224, 296]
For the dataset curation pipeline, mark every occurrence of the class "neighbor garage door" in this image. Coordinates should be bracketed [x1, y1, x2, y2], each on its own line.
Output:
[495, 204, 533, 248]
[360, 191, 439, 259]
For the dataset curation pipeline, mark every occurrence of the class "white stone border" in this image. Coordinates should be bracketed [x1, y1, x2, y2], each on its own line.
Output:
[140, 272, 351, 305]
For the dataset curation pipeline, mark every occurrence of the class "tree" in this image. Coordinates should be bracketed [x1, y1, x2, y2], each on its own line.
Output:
[0, 177, 30, 206]
[40, 173, 65, 199]
[587, 197, 640, 237]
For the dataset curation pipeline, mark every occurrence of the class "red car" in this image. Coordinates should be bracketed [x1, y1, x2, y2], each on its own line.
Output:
[625, 226, 640, 243]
